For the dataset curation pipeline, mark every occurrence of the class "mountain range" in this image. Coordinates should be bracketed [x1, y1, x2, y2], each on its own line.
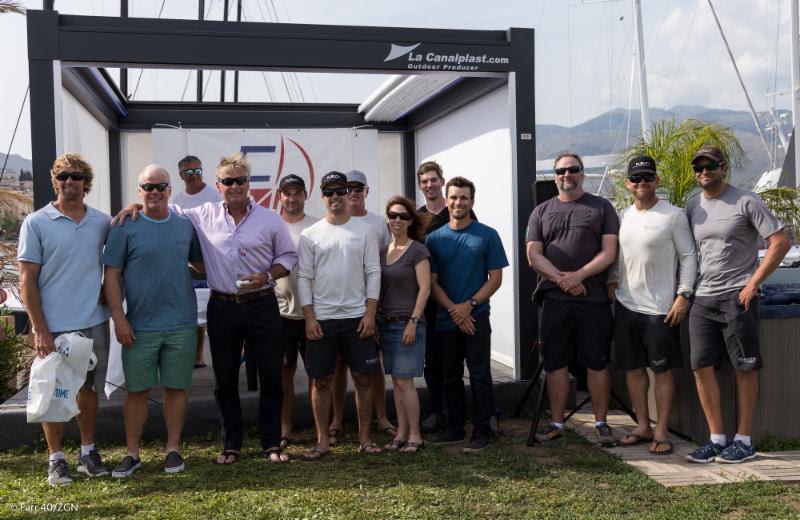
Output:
[0, 153, 31, 173]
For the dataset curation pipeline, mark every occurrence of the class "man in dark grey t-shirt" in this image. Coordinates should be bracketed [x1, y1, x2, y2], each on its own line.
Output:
[526, 151, 619, 445]
[684, 145, 790, 464]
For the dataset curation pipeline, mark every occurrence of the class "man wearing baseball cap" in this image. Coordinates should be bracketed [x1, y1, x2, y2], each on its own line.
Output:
[607, 155, 696, 455]
[685, 145, 790, 463]
[298, 171, 382, 459]
[275, 174, 319, 447]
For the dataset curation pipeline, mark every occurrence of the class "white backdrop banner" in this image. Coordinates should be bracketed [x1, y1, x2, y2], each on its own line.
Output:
[150, 128, 380, 216]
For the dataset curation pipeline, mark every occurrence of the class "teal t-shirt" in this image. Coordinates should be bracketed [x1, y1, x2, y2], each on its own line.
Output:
[425, 221, 509, 330]
[103, 211, 202, 331]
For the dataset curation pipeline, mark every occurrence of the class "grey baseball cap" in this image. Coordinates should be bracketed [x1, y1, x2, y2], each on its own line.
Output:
[345, 169, 368, 186]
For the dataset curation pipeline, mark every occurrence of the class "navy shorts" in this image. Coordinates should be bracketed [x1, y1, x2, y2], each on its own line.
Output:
[613, 301, 682, 373]
[305, 317, 379, 379]
[540, 298, 612, 371]
[689, 290, 762, 372]
[281, 317, 307, 368]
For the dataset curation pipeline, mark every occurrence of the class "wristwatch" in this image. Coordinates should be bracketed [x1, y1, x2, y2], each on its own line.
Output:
[266, 271, 274, 285]
[409, 316, 420, 325]
[678, 291, 692, 299]
[470, 298, 479, 307]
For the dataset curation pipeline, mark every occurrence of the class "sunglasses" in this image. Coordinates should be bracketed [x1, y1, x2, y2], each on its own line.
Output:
[628, 174, 656, 184]
[55, 172, 85, 182]
[181, 168, 203, 176]
[387, 211, 412, 221]
[347, 185, 366, 193]
[217, 176, 248, 186]
[140, 182, 170, 192]
[692, 161, 722, 173]
[322, 188, 348, 197]
[554, 165, 583, 175]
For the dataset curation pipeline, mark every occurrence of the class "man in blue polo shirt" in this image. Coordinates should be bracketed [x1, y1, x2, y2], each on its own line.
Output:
[18, 153, 112, 486]
[103, 165, 203, 477]
[426, 176, 508, 453]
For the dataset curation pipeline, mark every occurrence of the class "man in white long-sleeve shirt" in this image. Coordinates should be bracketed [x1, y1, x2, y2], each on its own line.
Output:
[607, 155, 696, 455]
[297, 171, 382, 459]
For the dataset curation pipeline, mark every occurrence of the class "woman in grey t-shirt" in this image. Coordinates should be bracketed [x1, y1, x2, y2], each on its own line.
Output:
[378, 196, 431, 453]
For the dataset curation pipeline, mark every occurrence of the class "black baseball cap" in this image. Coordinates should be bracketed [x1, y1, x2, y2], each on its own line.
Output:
[692, 145, 726, 164]
[627, 155, 657, 176]
[278, 174, 305, 192]
[320, 171, 347, 189]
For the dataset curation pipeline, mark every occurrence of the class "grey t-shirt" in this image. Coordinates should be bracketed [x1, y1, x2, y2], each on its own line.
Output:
[526, 193, 620, 303]
[379, 240, 431, 323]
[686, 184, 782, 297]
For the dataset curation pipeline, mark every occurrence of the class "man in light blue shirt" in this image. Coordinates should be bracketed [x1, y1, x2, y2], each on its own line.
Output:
[18, 153, 112, 486]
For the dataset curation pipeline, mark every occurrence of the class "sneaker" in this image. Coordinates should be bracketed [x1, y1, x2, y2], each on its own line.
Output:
[164, 451, 186, 474]
[77, 449, 110, 477]
[715, 440, 757, 464]
[489, 415, 505, 437]
[112, 455, 142, 478]
[47, 459, 74, 487]
[420, 413, 447, 434]
[429, 430, 465, 445]
[686, 440, 727, 464]
[595, 423, 616, 446]
[462, 436, 490, 454]
[535, 424, 565, 443]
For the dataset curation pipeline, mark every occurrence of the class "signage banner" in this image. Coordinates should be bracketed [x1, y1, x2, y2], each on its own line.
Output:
[151, 128, 380, 216]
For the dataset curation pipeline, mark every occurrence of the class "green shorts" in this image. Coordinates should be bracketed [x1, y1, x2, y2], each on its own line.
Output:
[122, 326, 196, 392]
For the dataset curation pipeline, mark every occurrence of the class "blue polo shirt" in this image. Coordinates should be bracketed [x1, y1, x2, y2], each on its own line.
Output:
[425, 220, 509, 331]
[103, 211, 202, 332]
[17, 203, 111, 332]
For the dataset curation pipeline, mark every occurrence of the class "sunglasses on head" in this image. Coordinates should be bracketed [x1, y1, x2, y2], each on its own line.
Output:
[140, 182, 170, 192]
[387, 211, 412, 221]
[55, 172, 85, 182]
[217, 176, 248, 186]
[322, 187, 348, 197]
[692, 161, 722, 173]
[182, 168, 203, 176]
[628, 173, 656, 184]
[554, 165, 582, 175]
[347, 184, 366, 193]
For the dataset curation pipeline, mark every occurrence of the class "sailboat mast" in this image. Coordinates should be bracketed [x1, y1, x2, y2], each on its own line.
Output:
[791, 0, 800, 187]
[632, 0, 651, 142]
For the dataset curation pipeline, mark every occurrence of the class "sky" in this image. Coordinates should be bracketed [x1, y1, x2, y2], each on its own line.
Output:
[0, 0, 794, 159]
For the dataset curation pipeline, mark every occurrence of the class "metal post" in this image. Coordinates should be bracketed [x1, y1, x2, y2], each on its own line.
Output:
[196, 0, 204, 102]
[791, 0, 800, 187]
[119, 0, 129, 99]
[234, 0, 241, 102]
[632, 0, 651, 141]
[221, 0, 229, 103]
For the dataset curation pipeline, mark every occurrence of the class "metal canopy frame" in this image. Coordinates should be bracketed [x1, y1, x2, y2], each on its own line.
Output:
[27, 9, 537, 379]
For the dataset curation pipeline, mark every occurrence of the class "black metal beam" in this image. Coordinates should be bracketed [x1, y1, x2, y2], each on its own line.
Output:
[108, 129, 122, 214]
[402, 132, 417, 201]
[61, 68, 125, 129]
[119, 0, 128, 98]
[197, 0, 204, 103]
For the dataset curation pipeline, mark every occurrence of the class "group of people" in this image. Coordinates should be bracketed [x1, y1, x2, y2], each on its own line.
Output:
[527, 147, 790, 464]
[19, 151, 508, 487]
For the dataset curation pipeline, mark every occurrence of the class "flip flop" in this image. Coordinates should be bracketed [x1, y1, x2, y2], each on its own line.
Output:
[301, 445, 330, 462]
[280, 436, 305, 449]
[194, 363, 207, 369]
[400, 441, 424, 453]
[358, 442, 382, 455]
[263, 447, 290, 463]
[619, 433, 654, 446]
[384, 438, 405, 451]
[649, 440, 674, 455]
[213, 450, 239, 465]
[328, 429, 340, 446]
[379, 425, 398, 437]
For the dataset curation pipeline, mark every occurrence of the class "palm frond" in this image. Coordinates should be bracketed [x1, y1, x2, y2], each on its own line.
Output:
[0, 1, 25, 15]
[755, 186, 800, 239]
[0, 189, 32, 216]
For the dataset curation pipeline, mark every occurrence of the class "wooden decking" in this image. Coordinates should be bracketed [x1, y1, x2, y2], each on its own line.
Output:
[569, 407, 800, 487]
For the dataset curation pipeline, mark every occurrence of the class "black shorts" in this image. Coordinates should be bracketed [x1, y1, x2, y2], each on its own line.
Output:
[305, 317, 379, 379]
[281, 317, 307, 368]
[540, 298, 612, 371]
[689, 290, 762, 372]
[613, 301, 682, 373]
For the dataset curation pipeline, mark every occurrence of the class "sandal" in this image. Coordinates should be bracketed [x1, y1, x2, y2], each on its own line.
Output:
[280, 436, 305, 449]
[620, 433, 653, 446]
[302, 445, 330, 462]
[649, 440, 674, 455]
[328, 429, 340, 446]
[400, 441, 424, 453]
[384, 438, 405, 451]
[263, 447, 290, 463]
[213, 450, 240, 465]
[379, 425, 398, 437]
[358, 442, 382, 455]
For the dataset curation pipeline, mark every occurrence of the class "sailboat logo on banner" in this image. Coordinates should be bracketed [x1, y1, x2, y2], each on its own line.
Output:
[241, 136, 315, 211]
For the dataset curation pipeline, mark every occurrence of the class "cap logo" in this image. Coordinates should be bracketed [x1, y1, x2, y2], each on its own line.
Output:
[634, 161, 652, 168]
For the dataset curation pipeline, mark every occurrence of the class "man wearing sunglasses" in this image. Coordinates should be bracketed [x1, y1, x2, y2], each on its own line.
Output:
[171, 155, 221, 210]
[19, 153, 112, 486]
[685, 146, 790, 464]
[103, 165, 203, 477]
[297, 171, 382, 459]
[172, 156, 220, 369]
[606, 155, 696, 456]
[526, 151, 619, 446]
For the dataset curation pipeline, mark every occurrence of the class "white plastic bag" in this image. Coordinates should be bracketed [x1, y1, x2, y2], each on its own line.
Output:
[26, 332, 95, 423]
[26, 353, 59, 421]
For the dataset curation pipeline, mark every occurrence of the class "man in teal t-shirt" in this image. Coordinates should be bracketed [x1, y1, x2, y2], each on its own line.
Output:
[425, 176, 508, 454]
[103, 165, 203, 478]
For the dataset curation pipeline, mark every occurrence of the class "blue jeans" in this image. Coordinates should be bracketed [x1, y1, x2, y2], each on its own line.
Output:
[378, 321, 426, 378]
[438, 312, 494, 439]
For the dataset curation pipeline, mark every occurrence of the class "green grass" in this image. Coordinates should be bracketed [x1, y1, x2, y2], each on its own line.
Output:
[1, 419, 799, 519]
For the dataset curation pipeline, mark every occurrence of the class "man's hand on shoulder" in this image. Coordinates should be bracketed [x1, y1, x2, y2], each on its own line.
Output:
[111, 203, 143, 226]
